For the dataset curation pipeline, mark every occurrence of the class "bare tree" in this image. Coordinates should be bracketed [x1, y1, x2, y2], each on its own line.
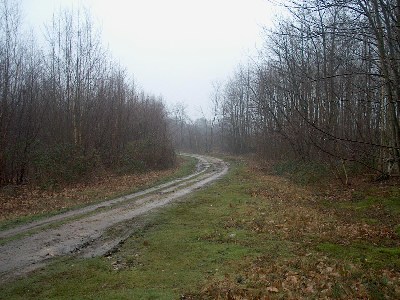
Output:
[0, 3, 176, 186]
[213, 0, 399, 176]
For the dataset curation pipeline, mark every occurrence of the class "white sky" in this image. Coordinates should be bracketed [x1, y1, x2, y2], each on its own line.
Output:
[21, 0, 280, 119]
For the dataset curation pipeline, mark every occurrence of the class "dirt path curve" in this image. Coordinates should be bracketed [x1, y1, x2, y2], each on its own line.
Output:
[0, 154, 229, 283]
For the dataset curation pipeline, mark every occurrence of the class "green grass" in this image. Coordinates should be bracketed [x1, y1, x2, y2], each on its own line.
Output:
[273, 159, 330, 185]
[1, 158, 399, 299]
[316, 242, 400, 300]
[395, 225, 400, 237]
[153, 155, 198, 183]
[346, 189, 400, 215]
[0, 161, 271, 299]
[317, 242, 400, 269]
[0, 209, 72, 235]
[330, 188, 400, 231]
[0, 155, 198, 233]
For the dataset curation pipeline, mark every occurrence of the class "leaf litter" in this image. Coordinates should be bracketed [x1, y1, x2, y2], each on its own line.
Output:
[187, 161, 400, 299]
[0, 167, 180, 222]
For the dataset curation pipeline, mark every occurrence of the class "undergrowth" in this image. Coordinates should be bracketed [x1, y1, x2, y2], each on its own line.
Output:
[273, 159, 330, 185]
[0, 155, 197, 230]
[0, 158, 399, 299]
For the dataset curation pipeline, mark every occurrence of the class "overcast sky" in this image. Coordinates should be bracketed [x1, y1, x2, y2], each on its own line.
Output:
[21, 0, 281, 119]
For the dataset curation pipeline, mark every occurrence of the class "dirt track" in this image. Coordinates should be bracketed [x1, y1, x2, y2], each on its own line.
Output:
[0, 154, 229, 283]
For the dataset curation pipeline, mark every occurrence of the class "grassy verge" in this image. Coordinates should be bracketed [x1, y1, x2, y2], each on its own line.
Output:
[0, 156, 197, 232]
[0, 158, 399, 299]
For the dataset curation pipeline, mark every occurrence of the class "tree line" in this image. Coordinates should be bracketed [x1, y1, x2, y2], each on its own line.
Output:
[173, 0, 400, 177]
[0, 1, 175, 186]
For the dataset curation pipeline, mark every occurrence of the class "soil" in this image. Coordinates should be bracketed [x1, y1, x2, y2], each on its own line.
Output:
[0, 154, 229, 283]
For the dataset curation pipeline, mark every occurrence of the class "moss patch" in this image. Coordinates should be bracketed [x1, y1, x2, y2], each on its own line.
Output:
[1, 158, 399, 299]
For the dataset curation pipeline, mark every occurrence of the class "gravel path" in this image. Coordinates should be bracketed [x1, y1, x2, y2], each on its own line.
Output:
[0, 154, 229, 283]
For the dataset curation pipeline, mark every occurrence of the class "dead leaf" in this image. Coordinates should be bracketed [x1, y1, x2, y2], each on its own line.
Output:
[267, 287, 279, 293]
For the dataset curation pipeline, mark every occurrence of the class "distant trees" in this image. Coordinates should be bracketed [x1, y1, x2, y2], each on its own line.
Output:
[210, 0, 400, 175]
[169, 103, 212, 154]
[0, 1, 175, 186]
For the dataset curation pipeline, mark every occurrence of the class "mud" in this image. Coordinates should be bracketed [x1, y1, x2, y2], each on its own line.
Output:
[0, 154, 228, 283]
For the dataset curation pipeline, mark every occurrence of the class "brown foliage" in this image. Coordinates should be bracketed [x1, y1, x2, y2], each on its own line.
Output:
[0, 166, 179, 222]
[188, 162, 400, 299]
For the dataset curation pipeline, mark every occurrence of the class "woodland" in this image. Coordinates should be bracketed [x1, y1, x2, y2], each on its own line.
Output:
[0, 1, 175, 187]
[1, 0, 400, 186]
[0, 1, 399, 298]
[172, 0, 400, 181]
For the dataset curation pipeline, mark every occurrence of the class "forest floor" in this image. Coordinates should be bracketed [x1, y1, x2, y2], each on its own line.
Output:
[0, 156, 399, 299]
[0, 156, 197, 226]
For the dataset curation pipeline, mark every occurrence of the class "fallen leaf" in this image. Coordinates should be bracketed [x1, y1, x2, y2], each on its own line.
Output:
[267, 287, 279, 293]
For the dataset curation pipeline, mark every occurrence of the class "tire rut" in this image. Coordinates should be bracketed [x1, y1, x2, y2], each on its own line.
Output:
[0, 154, 228, 283]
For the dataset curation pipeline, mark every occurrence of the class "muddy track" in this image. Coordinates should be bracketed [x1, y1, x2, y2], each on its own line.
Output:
[0, 154, 229, 283]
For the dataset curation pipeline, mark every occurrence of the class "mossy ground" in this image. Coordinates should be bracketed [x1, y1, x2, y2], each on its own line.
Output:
[0, 157, 399, 299]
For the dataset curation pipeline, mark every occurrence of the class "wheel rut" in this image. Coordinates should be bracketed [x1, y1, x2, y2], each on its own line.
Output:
[0, 154, 229, 283]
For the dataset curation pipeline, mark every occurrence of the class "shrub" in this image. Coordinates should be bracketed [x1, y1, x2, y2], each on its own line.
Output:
[273, 160, 330, 185]
[31, 144, 100, 188]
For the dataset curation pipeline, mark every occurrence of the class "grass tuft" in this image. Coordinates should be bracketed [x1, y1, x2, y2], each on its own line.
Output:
[1, 158, 399, 299]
